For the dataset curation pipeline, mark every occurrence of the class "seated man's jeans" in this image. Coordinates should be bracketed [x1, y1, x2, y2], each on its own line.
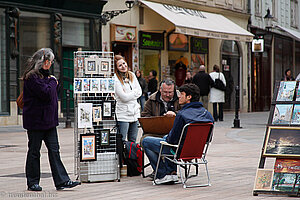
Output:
[142, 135, 177, 179]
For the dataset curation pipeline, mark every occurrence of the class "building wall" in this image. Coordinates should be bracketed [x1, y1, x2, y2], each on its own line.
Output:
[102, 0, 251, 112]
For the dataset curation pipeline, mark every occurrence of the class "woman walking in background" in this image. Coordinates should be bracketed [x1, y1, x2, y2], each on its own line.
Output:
[22, 48, 80, 191]
[147, 70, 158, 95]
[209, 64, 226, 121]
[135, 70, 148, 111]
[114, 55, 142, 142]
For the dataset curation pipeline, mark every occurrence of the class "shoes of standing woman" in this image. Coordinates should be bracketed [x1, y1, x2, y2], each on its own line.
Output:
[56, 180, 81, 190]
[28, 184, 42, 191]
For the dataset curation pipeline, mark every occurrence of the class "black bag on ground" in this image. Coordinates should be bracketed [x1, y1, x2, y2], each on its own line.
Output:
[214, 73, 226, 91]
[123, 141, 143, 176]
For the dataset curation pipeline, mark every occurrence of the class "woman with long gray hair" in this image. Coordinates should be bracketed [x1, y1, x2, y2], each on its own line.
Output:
[22, 48, 80, 191]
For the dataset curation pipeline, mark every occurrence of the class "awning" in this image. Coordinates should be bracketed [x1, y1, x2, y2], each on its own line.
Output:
[140, 0, 253, 42]
[277, 25, 300, 41]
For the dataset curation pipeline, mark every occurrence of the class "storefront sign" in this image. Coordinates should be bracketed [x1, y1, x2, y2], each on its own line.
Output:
[139, 31, 164, 50]
[168, 33, 188, 52]
[252, 38, 264, 52]
[191, 37, 208, 54]
[111, 24, 137, 43]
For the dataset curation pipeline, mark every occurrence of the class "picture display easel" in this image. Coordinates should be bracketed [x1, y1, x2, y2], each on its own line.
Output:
[253, 81, 300, 197]
[74, 51, 120, 182]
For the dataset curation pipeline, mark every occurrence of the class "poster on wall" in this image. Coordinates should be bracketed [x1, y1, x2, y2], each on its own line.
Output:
[111, 24, 137, 43]
[168, 33, 188, 52]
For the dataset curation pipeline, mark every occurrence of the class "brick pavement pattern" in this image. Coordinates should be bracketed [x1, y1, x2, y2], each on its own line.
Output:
[0, 112, 290, 199]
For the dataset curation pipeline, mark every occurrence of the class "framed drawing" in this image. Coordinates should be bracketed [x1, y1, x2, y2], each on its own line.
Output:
[74, 78, 82, 93]
[102, 102, 112, 117]
[83, 78, 90, 92]
[272, 104, 293, 125]
[272, 172, 300, 192]
[77, 57, 84, 68]
[100, 129, 110, 146]
[291, 104, 300, 125]
[276, 81, 296, 101]
[85, 58, 98, 75]
[99, 58, 111, 75]
[93, 106, 102, 122]
[91, 78, 100, 92]
[80, 134, 96, 161]
[107, 78, 115, 92]
[78, 103, 93, 128]
[253, 169, 274, 191]
[296, 86, 300, 101]
[99, 79, 108, 92]
[264, 126, 300, 157]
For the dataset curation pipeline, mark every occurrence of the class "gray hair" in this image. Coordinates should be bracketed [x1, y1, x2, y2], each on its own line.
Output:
[160, 78, 175, 90]
[22, 48, 55, 80]
[199, 65, 205, 71]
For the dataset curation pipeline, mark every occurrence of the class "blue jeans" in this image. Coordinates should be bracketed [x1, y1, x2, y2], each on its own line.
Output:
[117, 121, 138, 142]
[138, 95, 146, 111]
[142, 136, 177, 179]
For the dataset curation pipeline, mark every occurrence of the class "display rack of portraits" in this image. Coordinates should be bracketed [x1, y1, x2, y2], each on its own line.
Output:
[254, 81, 300, 197]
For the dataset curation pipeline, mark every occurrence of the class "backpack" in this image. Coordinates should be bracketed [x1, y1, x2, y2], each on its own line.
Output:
[123, 141, 143, 176]
[214, 73, 226, 91]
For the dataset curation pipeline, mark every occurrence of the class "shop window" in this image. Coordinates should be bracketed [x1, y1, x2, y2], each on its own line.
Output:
[139, 49, 160, 81]
[0, 9, 8, 114]
[62, 16, 89, 47]
[19, 12, 51, 98]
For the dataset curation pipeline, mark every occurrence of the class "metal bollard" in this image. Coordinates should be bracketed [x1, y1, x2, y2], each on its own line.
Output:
[232, 86, 242, 128]
[65, 89, 72, 128]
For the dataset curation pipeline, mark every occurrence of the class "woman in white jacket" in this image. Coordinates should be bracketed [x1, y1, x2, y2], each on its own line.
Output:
[209, 65, 226, 121]
[114, 55, 142, 142]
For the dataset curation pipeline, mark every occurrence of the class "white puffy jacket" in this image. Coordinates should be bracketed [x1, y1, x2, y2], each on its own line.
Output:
[114, 72, 142, 122]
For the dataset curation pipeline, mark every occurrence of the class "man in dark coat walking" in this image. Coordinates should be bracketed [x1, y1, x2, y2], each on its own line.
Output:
[192, 65, 215, 109]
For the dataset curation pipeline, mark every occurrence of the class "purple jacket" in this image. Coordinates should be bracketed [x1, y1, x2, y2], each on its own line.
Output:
[23, 74, 59, 130]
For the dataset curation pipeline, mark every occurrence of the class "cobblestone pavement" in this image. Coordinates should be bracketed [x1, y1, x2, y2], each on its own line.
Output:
[0, 111, 292, 199]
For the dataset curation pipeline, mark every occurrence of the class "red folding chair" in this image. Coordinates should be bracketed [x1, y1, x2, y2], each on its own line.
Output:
[153, 123, 213, 188]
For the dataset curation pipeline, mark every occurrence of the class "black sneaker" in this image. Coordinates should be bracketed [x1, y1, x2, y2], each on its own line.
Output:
[56, 180, 81, 190]
[28, 184, 42, 191]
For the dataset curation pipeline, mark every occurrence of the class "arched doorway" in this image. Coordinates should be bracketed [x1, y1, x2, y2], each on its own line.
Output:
[221, 40, 241, 111]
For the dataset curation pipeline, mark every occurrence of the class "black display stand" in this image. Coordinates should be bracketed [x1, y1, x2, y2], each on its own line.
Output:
[253, 81, 300, 197]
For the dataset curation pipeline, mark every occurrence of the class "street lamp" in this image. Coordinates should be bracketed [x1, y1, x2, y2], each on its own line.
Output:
[264, 8, 273, 31]
[100, 0, 136, 25]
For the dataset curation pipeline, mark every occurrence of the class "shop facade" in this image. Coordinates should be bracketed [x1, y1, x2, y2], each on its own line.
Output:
[102, 0, 253, 112]
[250, 0, 300, 111]
[0, 0, 106, 125]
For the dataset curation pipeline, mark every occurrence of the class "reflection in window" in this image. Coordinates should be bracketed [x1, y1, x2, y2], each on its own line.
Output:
[222, 40, 239, 56]
[0, 9, 8, 113]
[19, 12, 50, 97]
[62, 17, 89, 47]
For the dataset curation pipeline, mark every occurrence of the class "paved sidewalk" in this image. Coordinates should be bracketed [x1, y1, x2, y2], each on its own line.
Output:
[0, 111, 290, 200]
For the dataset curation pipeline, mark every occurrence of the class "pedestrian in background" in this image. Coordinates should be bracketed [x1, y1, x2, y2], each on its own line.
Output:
[192, 65, 215, 109]
[114, 55, 142, 142]
[135, 69, 148, 111]
[282, 68, 295, 81]
[22, 48, 80, 191]
[147, 70, 158, 95]
[209, 64, 226, 121]
[184, 71, 193, 84]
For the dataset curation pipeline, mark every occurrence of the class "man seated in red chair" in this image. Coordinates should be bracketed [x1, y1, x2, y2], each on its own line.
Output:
[142, 83, 214, 185]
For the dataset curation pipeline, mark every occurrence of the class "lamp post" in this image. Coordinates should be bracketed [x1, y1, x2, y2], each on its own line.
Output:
[264, 8, 273, 31]
[100, 0, 136, 25]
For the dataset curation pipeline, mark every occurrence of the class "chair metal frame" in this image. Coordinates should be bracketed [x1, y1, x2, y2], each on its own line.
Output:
[153, 122, 214, 188]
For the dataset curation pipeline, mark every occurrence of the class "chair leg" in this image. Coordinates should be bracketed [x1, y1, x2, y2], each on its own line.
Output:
[153, 145, 164, 185]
